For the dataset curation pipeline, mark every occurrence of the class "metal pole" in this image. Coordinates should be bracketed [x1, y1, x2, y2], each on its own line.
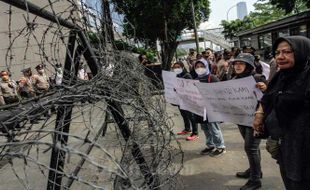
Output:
[77, 31, 101, 74]
[107, 101, 160, 189]
[64, 112, 110, 189]
[203, 31, 206, 49]
[226, 5, 237, 21]
[47, 31, 77, 190]
[0, 0, 78, 30]
[190, 0, 200, 54]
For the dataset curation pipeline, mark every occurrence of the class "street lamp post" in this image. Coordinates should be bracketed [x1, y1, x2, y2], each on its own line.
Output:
[226, 4, 237, 21]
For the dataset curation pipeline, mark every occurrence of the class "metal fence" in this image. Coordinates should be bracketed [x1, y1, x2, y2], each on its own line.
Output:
[0, 1, 183, 189]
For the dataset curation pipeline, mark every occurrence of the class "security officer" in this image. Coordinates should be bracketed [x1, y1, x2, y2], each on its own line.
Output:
[0, 71, 19, 104]
[32, 64, 50, 94]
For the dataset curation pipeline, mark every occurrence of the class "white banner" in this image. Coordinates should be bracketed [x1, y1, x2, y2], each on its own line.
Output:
[162, 71, 179, 105]
[196, 76, 263, 126]
[174, 78, 205, 117]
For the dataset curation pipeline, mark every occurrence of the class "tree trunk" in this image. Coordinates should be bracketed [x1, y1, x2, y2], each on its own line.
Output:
[161, 40, 178, 70]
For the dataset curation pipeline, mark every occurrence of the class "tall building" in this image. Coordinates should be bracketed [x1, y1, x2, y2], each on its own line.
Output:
[237, 2, 248, 20]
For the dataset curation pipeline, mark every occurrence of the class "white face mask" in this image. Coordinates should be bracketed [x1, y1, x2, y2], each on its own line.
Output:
[195, 68, 207, 75]
[173, 68, 183, 74]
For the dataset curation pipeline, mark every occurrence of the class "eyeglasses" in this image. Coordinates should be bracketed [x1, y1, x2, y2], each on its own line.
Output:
[274, 49, 293, 57]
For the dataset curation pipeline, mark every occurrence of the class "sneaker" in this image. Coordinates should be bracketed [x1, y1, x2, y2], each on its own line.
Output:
[186, 134, 199, 141]
[240, 180, 261, 190]
[177, 130, 191, 135]
[200, 147, 216, 155]
[209, 148, 226, 157]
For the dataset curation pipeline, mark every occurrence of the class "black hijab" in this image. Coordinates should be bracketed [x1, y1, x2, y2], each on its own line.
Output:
[270, 36, 310, 84]
[262, 36, 310, 116]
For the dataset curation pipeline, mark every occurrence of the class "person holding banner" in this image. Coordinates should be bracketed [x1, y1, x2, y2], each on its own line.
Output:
[194, 59, 226, 157]
[172, 61, 199, 140]
[230, 53, 267, 190]
[254, 36, 310, 190]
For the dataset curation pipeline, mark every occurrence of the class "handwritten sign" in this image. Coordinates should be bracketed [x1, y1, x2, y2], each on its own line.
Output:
[196, 76, 262, 126]
[174, 78, 205, 116]
[162, 71, 179, 105]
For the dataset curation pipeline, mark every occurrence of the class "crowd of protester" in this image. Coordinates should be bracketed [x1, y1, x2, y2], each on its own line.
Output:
[170, 48, 263, 189]
[168, 36, 310, 190]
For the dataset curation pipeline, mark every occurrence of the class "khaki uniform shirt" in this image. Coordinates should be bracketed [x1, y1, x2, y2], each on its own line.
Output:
[18, 76, 35, 98]
[0, 80, 18, 98]
[32, 74, 49, 90]
[0, 90, 5, 105]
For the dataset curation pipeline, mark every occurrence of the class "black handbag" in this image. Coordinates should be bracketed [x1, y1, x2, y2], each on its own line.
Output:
[266, 137, 280, 160]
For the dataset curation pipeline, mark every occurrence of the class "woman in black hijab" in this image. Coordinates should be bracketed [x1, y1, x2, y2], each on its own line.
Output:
[254, 36, 310, 189]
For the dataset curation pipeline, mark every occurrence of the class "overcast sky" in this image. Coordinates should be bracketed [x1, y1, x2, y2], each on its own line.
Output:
[200, 0, 258, 29]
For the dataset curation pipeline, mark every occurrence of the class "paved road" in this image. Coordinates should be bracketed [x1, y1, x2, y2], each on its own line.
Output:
[0, 102, 284, 190]
[168, 104, 285, 190]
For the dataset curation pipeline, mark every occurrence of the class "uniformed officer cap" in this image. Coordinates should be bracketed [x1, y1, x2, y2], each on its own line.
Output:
[35, 64, 44, 70]
[21, 67, 31, 73]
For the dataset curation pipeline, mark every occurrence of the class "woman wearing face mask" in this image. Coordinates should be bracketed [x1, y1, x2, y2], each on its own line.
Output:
[230, 53, 267, 190]
[194, 59, 226, 157]
[172, 61, 198, 141]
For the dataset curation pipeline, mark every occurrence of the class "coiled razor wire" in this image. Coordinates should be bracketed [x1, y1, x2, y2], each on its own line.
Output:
[0, 0, 183, 189]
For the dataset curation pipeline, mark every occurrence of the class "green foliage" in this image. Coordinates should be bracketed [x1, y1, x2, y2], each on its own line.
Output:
[250, 1, 286, 26]
[270, 0, 310, 14]
[134, 48, 157, 62]
[111, 0, 210, 69]
[111, 0, 210, 44]
[113, 40, 157, 61]
[114, 40, 132, 51]
[221, 0, 309, 39]
[87, 31, 100, 44]
[221, 18, 254, 39]
[176, 48, 187, 57]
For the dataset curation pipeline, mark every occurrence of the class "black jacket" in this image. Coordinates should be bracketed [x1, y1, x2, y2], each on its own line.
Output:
[176, 70, 192, 79]
[261, 36, 310, 181]
[232, 70, 267, 84]
[196, 74, 219, 83]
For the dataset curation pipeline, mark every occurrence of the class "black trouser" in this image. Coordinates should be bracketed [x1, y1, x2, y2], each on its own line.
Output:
[179, 108, 198, 135]
[3, 96, 19, 104]
[238, 125, 262, 181]
[278, 146, 310, 189]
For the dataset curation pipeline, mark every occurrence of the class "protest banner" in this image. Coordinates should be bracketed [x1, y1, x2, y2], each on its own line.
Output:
[162, 71, 179, 105]
[174, 78, 205, 117]
[196, 76, 263, 126]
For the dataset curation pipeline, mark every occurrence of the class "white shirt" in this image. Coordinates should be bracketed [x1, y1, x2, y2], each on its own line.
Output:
[78, 68, 88, 80]
[260, 61, 270, 80]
